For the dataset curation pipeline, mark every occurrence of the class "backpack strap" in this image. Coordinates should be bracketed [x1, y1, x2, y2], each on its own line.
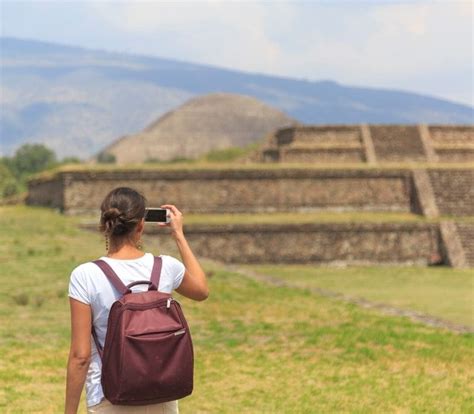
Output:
[93, 260, 131, 295]
[91, 256, 162, 361]
[91, 259, 130, 361]
[149, 256, 163, 291]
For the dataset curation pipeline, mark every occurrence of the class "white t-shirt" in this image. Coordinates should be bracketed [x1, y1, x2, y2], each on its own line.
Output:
[68, 253, 185, 407]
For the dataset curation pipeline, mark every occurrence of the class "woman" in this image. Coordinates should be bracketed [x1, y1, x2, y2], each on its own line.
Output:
[65, 187, 208, 413]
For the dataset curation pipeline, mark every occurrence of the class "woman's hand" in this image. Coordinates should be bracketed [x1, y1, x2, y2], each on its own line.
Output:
[159, 204, 184, 238]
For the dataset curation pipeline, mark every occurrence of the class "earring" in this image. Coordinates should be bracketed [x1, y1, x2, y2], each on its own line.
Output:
[137, 239, 143, 250]
[105, 235, 109, 252]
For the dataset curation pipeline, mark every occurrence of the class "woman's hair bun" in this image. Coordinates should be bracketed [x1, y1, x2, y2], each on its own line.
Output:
[99, 187, 147, 238]
[102, 207, 123, 221]
[102, 207, 128, 236]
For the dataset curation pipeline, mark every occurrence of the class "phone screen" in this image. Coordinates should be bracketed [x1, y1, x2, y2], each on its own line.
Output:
[144, 208, 168, 223]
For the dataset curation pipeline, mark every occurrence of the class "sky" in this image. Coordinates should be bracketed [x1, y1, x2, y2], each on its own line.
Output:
[1, 0, 473, 106]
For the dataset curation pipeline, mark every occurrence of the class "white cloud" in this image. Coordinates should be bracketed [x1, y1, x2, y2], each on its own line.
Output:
[91, 1, 287, 71]
[4, 0, 472, 105]
[261, 2, 473, 104]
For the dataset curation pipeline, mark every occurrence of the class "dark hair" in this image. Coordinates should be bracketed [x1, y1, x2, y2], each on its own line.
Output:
[100, 187, 147, 238]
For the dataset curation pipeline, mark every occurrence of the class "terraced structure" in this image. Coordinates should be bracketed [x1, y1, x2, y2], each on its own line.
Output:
[27, 124, 474, 267]
[262, 124, 474, 164]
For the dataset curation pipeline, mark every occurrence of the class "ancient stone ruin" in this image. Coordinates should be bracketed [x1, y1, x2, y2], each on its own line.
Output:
[27, 124, 474, 268]
[261, 125, 474, 164]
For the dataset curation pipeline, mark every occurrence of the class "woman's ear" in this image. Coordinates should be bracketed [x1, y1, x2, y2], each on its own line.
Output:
[137, 218, 145, 235]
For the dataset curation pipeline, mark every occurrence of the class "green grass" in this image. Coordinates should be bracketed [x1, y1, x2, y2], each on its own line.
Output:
[29, 160, 474, 183]
[78, 211, 474, 228]
[183, 211, 432, 224]
[247, 265, 474, 327]
[181, 213, 474, 225]
[0, 206, 473, 413]
[198, 142, 261, 162]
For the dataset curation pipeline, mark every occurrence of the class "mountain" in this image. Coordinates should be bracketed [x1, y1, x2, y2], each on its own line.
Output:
[1, 37, 472, 158]
[102, 93, 296, 163]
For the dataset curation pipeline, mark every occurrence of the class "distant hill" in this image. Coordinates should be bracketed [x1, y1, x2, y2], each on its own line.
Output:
[101, 93, 295, 163]
[1, 37, 473, 159]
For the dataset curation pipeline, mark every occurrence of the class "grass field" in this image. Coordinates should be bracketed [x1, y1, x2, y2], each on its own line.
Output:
[0, 206, 473, 413]
[247, 265, 474, 327]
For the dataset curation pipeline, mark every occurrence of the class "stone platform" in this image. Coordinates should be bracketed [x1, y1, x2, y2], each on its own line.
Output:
[28, 165, 474, 267]
[80, 220, 443, 266]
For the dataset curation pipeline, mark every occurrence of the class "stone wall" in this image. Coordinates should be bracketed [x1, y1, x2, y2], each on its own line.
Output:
[28, 168, 415, 214]
[370, 125, 426, 162]
[269, 125, 366, 163]
[429, 126, 474, 145]
[433, 148, 474, 163]
[140, 222, 441, 265]
[428, 169, 474, 216]
[279, 147, 364, 163]
[32, 165, 473, 266]
[429, 126, 474, 162]
[287, 126, 362, 145]
[26, 175, 64, 209]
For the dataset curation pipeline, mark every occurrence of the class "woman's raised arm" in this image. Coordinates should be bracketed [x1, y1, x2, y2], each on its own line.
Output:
[160, 204, 209, 301]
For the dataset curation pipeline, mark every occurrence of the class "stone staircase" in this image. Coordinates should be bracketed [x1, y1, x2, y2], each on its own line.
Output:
[428, 169, 474, 216]
[456, 223, 474, 267]
[370, 125, 427, 162]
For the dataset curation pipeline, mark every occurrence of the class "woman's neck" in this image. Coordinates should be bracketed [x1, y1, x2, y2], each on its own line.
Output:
[106, 243, 145, 260]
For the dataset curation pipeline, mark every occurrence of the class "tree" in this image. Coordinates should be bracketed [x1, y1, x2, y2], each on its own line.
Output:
[12, 143, 57, 177]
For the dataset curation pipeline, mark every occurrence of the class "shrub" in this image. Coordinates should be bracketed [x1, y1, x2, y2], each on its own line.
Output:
[205, 147, 247, 162]
[97, 152, 116, 164]
[12, 293, 29, 306]
[0, 162, 19, 198]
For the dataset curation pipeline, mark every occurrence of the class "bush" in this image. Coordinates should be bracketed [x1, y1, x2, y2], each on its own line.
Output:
[204, 143, 261, 162]
[205, 147, 247, 162]
[97, 152, 116, 164]
[2, 181, 19, 198]
[144, 157, 193, 164]
[12, 293, 29, 306]
[0, 162, 19, 198]
[61, 156, 81, 164]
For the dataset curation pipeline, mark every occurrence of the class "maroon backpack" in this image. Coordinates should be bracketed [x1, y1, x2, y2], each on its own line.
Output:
[91, 256, 194, 406]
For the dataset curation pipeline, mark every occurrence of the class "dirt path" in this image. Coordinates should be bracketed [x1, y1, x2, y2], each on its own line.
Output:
[224, 264, 473, 335]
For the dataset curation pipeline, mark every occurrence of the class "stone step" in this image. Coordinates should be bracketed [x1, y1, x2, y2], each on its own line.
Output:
[456, 223, 474, 267]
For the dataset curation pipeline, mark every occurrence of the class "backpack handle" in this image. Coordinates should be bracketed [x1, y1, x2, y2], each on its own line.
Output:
[126, 280, 155, 291]
[93, 256, 163, 295]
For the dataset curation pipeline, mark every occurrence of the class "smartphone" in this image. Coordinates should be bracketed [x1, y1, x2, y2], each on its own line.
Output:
[144, 208, 170, 223]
